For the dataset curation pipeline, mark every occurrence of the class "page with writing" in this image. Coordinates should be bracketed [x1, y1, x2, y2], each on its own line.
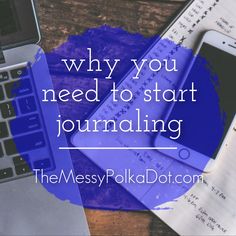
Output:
[151, 1, 236, 235]
[72, 0, 236, 234]
[154, 133, 236, 235]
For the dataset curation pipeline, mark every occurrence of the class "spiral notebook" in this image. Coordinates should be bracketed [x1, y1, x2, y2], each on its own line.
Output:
[72, 0, 236, 235]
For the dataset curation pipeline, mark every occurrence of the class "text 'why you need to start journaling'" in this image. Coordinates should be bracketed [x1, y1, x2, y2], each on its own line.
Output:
[41, 48, 198, 140]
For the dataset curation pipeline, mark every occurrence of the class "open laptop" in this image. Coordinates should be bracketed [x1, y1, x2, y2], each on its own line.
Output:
[0, 0, 90, 235]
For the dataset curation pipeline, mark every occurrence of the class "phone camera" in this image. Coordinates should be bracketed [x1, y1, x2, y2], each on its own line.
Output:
[223, 41, 226, 44]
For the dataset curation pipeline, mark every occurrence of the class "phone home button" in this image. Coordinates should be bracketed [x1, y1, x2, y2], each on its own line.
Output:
[179, 148, 190, 160]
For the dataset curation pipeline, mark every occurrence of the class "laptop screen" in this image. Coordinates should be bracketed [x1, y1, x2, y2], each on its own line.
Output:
[0, 0, 40, 49]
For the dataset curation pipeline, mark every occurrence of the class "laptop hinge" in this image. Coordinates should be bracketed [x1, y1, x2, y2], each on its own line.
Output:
[0, 43, 5, 64]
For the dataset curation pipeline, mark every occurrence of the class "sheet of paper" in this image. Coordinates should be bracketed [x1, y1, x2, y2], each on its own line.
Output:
[72, 0, 236, 235]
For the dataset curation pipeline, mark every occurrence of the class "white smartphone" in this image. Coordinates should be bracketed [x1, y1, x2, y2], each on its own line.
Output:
[154, 30, 236, 172]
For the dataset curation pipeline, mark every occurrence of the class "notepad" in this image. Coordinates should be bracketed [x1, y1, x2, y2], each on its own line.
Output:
[72, 0, 236, 234]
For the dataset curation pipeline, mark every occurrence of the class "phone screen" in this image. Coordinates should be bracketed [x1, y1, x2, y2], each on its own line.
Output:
[161, 42, 236, 159]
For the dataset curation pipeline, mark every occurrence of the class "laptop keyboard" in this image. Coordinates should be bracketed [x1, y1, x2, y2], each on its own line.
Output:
[0, 63, 54, 183]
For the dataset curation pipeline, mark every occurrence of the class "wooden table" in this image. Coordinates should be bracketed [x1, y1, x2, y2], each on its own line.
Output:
[36, 0, 188, 235]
